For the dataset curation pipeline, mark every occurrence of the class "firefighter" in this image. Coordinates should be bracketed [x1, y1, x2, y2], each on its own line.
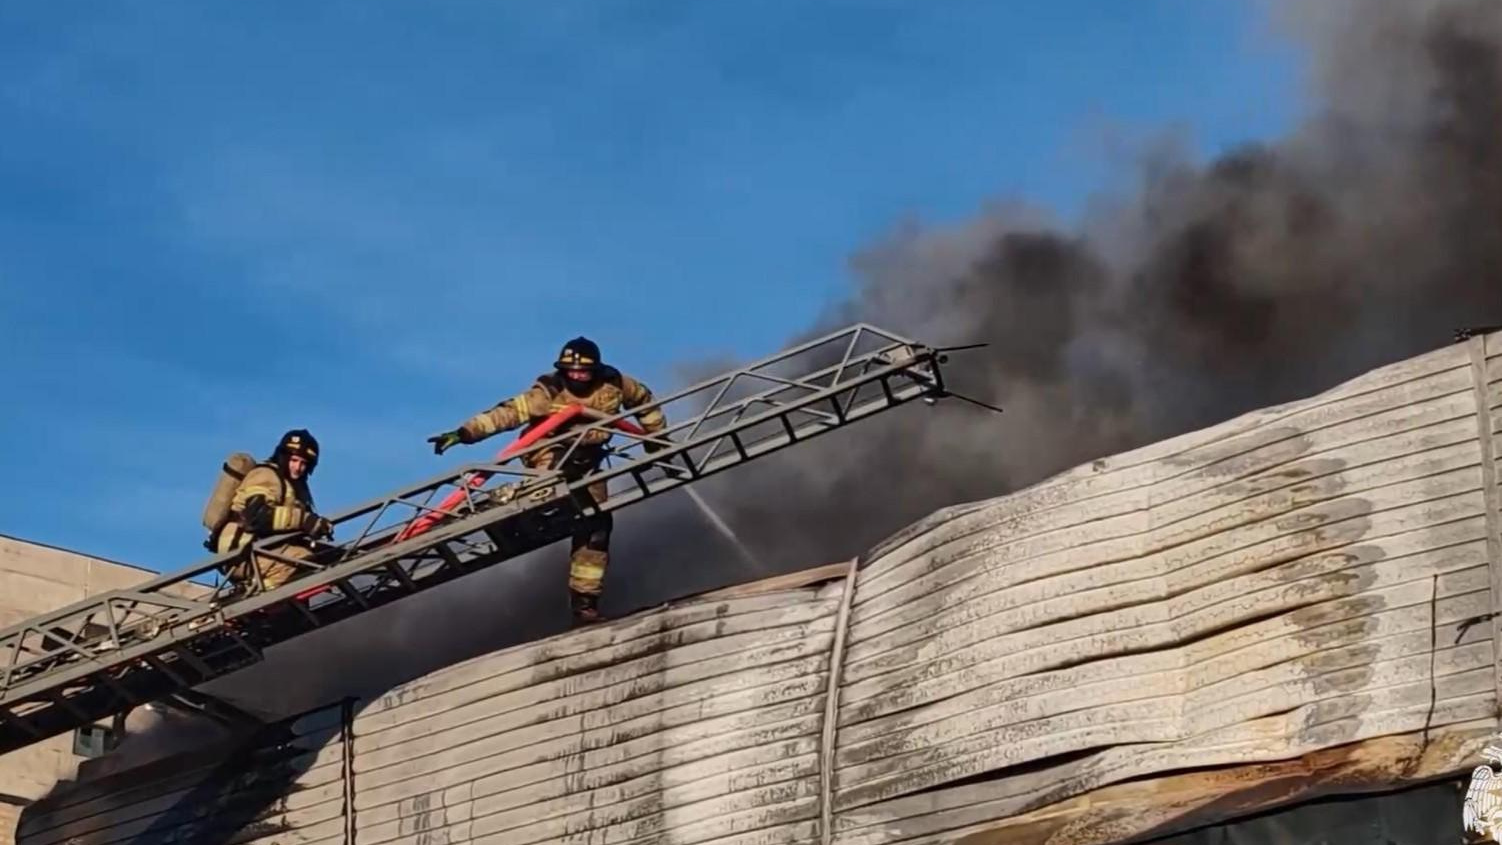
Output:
[427, 337, 668, 624]
[213, 429, 333, 595]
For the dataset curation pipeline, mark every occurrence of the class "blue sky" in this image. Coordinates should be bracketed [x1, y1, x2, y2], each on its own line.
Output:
[0, 1, 1302, 571]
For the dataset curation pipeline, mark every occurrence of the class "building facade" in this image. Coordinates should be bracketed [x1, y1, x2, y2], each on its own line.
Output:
[0, 535, 208, 845]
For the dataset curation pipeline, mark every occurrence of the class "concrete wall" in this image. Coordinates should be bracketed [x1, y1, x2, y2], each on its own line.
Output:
[0, 805, 18, 845]
[0, 535, 207, 845]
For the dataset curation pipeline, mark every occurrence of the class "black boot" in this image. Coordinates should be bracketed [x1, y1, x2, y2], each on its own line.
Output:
[570, 591, 605, 626]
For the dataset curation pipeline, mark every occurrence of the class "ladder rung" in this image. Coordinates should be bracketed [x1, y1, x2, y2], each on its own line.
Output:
[383, 561, 418, 592]
[433, 541, 466, 573]
[98, 673, 140, 707]
[143, 655, 190, 688]
[334, 580, 370, 608]
[50, 691, 91, 722]
[290, 600, 322, 627]
[170, 646, 214, 679]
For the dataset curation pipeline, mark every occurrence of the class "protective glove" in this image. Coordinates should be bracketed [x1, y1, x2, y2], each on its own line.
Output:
[240, 496, 273, 534]
[303, 514, 335, 540]
[428, 430, 465, 455]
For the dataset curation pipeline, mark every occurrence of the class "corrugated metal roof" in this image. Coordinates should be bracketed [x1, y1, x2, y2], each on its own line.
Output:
[15, 331, 1502, 844]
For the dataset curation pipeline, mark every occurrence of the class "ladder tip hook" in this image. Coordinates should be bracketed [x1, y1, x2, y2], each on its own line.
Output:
[927, 388, 1004, 416]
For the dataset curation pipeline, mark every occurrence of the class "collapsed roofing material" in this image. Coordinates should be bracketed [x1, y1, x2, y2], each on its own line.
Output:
[15, 330, 1501, 844]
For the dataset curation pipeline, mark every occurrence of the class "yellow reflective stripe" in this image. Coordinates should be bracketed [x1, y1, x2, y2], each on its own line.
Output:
[513, 396, 529, 420]
[270, 505, 304, 531]
[569, 561, 606, 581]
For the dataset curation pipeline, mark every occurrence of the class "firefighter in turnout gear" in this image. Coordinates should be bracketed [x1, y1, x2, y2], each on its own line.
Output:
[211, 429, 333, 595]
[428, 337, 667, 624]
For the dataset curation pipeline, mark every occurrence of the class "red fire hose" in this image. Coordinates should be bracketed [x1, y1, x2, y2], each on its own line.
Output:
[394, 404, 586, 543]
[396, 406, 648, 542]
[291, 405, 647, 602]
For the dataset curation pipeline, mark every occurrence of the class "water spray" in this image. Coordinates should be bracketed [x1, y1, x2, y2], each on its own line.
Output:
[683, 485, 767, 574]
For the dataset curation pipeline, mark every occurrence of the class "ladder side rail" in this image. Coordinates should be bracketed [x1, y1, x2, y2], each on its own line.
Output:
[0, 501, 556, 730]
[2, 350, 938, 703]
[0, 588, 224, 684]
[486, 342, 934, 494]
[0, 554, 238, 642]
[0, 379, 940, 751]
[254, 353, 942, 619]
[0, 324, 944, 749]
[108, 349, 942, 634]
[473, 325, 916, 473]
[290, 377, 937, 625]
[561, 349, 938, 494]
[2, 326, 921, 643]
[186, 349, 945, 628]
[222, 376, 928, 630]
[581, 372, 932, 514]
[330, 339, 932, 548]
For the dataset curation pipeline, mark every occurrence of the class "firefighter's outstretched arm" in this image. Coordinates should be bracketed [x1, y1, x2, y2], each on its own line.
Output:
[429, 382, 554, 455]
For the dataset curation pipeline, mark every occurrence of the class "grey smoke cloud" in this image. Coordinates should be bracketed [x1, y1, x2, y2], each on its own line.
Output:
[616, 0, 1502, 587]
[87, 0, 1502, 774]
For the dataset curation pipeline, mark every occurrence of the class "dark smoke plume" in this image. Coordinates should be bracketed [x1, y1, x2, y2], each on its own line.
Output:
[612, 0, 1502, 594]
[89, 0, 1502, 775]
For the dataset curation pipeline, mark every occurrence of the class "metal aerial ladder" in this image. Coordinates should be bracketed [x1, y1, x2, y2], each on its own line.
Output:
[0, 323, 964, 755]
